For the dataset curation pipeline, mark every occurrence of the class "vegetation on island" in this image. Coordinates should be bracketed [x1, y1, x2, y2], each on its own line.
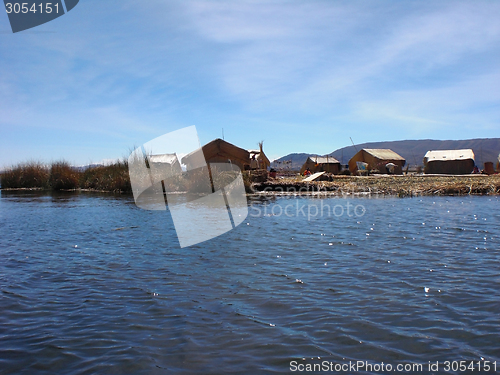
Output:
[253, 174, 500, 197]
[1, 160, 131, 193]
[0, 160, 253, 194]
[1, 160, 499, 197]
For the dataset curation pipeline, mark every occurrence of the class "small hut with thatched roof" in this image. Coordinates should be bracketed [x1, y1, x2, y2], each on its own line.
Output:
[348, 149, 406, 175]
[300, 156, 341, 175]
[181, 138, 250, 171]
[423, 149, 475, 175]
[181, 138, 270, 171]
[248, 142, 270, 171]
[148, 154, 182, 175]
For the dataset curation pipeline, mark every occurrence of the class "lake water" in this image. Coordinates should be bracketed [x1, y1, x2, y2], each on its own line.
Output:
[0, 191, 499, 374]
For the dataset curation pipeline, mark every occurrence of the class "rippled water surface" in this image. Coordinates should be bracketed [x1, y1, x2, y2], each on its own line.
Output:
[1, 191, 499, 374]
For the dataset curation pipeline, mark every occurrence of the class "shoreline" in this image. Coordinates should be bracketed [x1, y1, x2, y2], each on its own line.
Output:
[2, 174, 500, 197]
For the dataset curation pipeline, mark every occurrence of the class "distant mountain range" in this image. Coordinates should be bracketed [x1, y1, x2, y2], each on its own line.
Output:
[273, 138, 500, 169]
[73, 163, 105, 172]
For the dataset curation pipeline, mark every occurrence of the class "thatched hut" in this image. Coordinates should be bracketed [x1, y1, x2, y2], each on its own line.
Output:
[181, 138, 250, 171]
[423, 149, 475, 175]
[300, 156, 341, 175]
[348, 149, 406, 174]
[148, 154, 182, 174]
[248, 142, 271, 170]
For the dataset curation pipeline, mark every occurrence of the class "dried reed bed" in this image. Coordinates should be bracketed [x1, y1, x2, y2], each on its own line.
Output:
[254, 174, 500, 197]
[3, 160, 499, 197]
[50, 161, 80, 190]
[1, 160, 132, 193]
[0, 161, 50, 189]
[1, 160, 246, 194]
[80, 161, 131, 193]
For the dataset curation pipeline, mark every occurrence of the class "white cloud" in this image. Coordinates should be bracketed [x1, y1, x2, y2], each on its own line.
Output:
[1, 0, 499, 166]
[172, 1, 500, 116]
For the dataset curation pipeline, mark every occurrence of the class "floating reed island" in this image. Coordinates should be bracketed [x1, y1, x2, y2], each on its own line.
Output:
[251, 174, 500, 197]
[2, 161, 500, 197]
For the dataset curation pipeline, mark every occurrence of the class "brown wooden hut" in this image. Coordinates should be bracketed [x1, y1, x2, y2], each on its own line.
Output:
[348, 149, 406, 174]
[300, 156, 341, 175]
[423, 149, 475, 175]
[181, 138, 251, 171]
[484, 162, 495, 175]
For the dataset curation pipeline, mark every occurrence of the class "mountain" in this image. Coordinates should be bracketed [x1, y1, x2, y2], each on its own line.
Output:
[73, 163, 104, 172]
[273, 138, 500, 169]
[329, 138, 500, 168]
[271, 153, 314, 170]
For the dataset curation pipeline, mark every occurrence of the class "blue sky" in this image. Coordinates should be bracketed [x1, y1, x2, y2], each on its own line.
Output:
[1, 0, 499, 168]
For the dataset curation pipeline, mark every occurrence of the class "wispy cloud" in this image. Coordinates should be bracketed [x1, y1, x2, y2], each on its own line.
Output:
[1, 0, 499, 166]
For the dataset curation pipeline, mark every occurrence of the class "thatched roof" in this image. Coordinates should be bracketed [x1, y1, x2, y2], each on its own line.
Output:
[424, 149, 475, 163]
[249, 149, 270, 167]
[306, 156, 340, 164]
[181, 138, 250, 169]
[148, 154, 179, 164]
[363, 149, 405, 160]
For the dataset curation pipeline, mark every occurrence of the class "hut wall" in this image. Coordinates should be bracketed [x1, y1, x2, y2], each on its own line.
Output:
[300, 159, 340, 174]
[348, 151, 365, 174]
[424, 159, 474, 175]
[205, 154, 248, 170]
[318, 163, 340, 174]
[364, 153, 405, 174]
[484, 162, 495, 175]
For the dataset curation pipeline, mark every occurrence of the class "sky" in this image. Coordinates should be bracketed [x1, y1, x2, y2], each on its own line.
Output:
[1, 0, 499, 168]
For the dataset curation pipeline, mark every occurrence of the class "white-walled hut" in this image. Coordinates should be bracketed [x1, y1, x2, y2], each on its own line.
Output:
[148, 154, 182, 174]
[423, 149, 475, 175]
[348, 149, 406, 175]
[300, 156, 341, 175]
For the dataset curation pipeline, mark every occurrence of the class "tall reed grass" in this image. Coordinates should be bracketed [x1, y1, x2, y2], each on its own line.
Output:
[50, 161, 80, 190]
[0, 160, 132, 192]
[1, 158, 254, 193]
[0, 161, 50, 189]
[80, 160, 131, 193]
